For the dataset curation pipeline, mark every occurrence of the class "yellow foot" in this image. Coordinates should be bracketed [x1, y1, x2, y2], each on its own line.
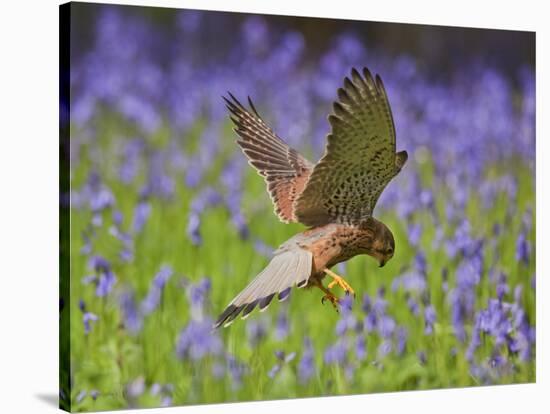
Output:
[321, 292, 340, 312]
[324, 268, 356, 298]
[311, 279, 340, 313]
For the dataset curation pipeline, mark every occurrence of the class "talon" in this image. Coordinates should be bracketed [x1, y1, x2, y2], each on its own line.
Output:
[324, 268, 356, 298]
[321, 294, 340, 312]
[312, 278, 341, 312]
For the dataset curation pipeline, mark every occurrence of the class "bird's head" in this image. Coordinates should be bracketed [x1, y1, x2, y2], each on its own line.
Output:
[360, 217, 395, 267]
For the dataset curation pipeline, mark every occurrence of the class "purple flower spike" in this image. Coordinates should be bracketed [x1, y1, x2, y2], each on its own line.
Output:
[516, 232, 531, 265]
[274, 311, 290, 340]
[268, 364, 281, 378]
[96, 270, 116, 297]
[126, 377, 146, 398]
[396, 327, 408, 356]
[424, 304, 437, 335]
[133, 200, 151, 234]
[88, 256, 117, 297]
[356, 335, 367, 361]
[154, 267, 172, 288]
[298, 338, 315, 384]
[83, 312, 98, 335]
[324, 339, 347, 365]
[187, 277, 212, 315]
[226, 355, 247, 391]
[377, 340, 392, 359]
[176, 318, 223, 361]
[378, 315, 396, 338]
[247, 319, 268, 347]
[119, 290, 143, 334]
[141, 266, 172, 315]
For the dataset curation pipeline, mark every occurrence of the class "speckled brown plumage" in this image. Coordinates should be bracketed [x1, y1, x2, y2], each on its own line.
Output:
[214, 67, 407, 328]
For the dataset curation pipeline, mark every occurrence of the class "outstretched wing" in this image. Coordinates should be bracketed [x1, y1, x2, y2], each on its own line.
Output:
[224, 93, 314, 223]
[213, 241, 312, 328]
[294, 67, 408, 227]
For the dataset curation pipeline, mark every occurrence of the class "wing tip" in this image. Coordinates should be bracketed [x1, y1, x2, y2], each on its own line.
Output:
[213, 304, 242, 329]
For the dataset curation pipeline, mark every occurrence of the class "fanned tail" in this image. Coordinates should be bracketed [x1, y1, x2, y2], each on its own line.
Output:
[213, 247, 312, 328]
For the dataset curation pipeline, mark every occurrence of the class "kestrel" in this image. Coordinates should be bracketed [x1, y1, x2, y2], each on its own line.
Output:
[214, 67, 408, 328]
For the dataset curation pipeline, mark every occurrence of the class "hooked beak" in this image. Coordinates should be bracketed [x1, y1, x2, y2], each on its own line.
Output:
[379, 259, 386, 268]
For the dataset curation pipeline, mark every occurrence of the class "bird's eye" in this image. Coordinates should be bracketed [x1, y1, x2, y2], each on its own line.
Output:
[386, 247, 394, 255]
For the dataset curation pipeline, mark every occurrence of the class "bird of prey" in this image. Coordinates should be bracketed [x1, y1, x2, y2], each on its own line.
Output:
[214, 67, 407, 328]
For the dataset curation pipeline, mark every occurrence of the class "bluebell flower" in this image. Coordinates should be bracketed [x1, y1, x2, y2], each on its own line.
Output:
[424, 304, 437, 335]
[355, 335, 367, 361]
[221, 156, 249, 238]
[298, 338, 315, 384]
[226, 355, 247, 391]
[268, 350, 296, 378]
[378, 315, 396, 339]
[150, 383, 162, 396]
[119, 290, 142, 334]
[415, 251, 427, 275]
[176, 318, 223, 361]
[141, 265, 173, 315]
[274, 310, 290, 340]
[187, 277, 212, 319]
[513, 284, 523, 304]
[324, 339, 347, 365]
[177, 10, 203, 34]
[186, 212, 202, 246]
[126, 376, 146, 398]
[146, 151, 175, 199]
[79, 299, 99, 335]
[496, 273, 509, 301]
[268, 364, 281, 379]
[133, 200, 151, 234]
[76, 390, 87, 403]
[516, 232, 531, 265]
[161, 396, 172, 407]
[87, 255, 116, 297]
[211, 363, 225, 379]
[449, 290, 468, 342]
[83, 311, 98, 335]
[87, 173, 115, 213]
[391, 270, 426, 294]
[335, 295, 357, 335]
[187, 188, 223, 246]
[118, 138, 144, 184]
[246, 319, 268, 347]
[364, 311, 377, 333]
[95, 269, 116, 297]
[406, 294, 420, 316]
[241, 16, 269, 55]
[153, 266, 172, 288]
[361, 293, 372, 314]
[184, 157, 204, 189]
[395, 327, 408, 356]
[408, 222, 422, 246]
[377, 340, 392, 359]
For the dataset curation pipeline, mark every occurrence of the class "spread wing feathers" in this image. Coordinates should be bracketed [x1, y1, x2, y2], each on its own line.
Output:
[213, 247, 312, 328]
[295, 67, 408, 227]
[223, 93, 314, 223]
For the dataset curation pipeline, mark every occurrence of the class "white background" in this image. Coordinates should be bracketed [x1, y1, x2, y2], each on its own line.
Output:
[0, 0, 547, 412]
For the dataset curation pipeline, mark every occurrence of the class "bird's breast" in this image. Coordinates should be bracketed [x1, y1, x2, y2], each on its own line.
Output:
[300, 224, 365, 276]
